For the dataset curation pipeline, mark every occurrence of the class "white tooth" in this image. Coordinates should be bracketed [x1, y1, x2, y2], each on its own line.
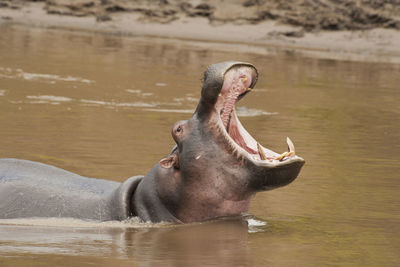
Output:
[257, 143, 267, 160]
[275, 152, 289, 161]
[286, 137, 295, 154]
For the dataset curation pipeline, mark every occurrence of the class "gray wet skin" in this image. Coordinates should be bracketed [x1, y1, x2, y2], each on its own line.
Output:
[0, 61, 305, 223]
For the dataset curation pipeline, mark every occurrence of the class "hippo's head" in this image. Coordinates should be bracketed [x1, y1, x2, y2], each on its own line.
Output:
[135, 62, 305, 223]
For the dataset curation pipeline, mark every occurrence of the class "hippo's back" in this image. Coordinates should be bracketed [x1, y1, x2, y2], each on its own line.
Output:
[0, 158, 120, 220]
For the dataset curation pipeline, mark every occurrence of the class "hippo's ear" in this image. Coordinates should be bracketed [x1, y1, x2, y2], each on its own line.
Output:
[159, 153, 179, 169]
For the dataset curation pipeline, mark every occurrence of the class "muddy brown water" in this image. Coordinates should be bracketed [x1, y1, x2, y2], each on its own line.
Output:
[0, 25, 399, 266]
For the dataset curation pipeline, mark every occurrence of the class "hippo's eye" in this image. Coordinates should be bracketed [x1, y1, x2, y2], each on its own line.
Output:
[172, 120, 187, 138]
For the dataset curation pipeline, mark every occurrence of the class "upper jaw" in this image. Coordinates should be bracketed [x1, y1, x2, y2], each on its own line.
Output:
[203, 62, 305, 187]
[196, 61, 258, 117]
[213, 64, 301, 163]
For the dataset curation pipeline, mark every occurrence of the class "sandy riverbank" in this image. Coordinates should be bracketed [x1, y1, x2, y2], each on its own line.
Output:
[1, 1, 400, 63]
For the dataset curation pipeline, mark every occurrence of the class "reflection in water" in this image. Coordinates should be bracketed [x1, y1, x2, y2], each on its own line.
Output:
[0, 25, 399, 266]
[0, 217, 254, 266]
[123, 218, 252, 266]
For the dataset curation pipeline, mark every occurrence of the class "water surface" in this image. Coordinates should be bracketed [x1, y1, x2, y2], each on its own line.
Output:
[0, 25, 399, 266]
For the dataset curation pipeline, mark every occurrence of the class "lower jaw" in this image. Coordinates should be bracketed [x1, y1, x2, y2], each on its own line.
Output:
[218, 109, 296, 163]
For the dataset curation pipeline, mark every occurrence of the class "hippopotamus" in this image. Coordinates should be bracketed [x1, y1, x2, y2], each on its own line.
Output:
[0, 61, 305, 223]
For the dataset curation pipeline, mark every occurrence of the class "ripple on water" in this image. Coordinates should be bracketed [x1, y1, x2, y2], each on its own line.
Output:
[247, 218, 268, 233]
[173, 96, 199, 103]
[0, 67, 94, 84]
[0, 216, 267, 233]
[0, 217, 170, 229]
[17, 96, 162, 109]
[144, 108, 195, 114]
[143, 106, 277, 115]
[236, 106, 278, 117]
[27, 95, 73, 102]
[24, 95, 72, 105]
[80, 99, 158, 108]
[155, 82, 167, 87]
[126, 89, 154, 97]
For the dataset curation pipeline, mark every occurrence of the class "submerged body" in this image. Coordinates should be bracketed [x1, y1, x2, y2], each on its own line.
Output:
[0, 61, 305, 223]
[0, 158, 142, 221]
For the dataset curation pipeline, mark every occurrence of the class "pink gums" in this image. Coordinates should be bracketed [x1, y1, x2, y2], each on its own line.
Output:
[228, 112, 257, 154]
[221, 89, 240, 127]
[220, 74, 257, 155]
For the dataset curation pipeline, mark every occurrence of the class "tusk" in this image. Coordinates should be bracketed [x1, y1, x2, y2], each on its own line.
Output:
[287, 151, 295, 157]
[274, 138, 296, 161]
[257, 143, 267, 160]
[286, 137, 295, 154]
[275, 152, 289, 161]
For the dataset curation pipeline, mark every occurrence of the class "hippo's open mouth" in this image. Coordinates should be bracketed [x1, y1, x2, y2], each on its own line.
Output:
[214, 65, 297, 164]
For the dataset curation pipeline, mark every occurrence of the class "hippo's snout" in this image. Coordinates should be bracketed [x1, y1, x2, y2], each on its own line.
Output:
[194, 61, 305, 191]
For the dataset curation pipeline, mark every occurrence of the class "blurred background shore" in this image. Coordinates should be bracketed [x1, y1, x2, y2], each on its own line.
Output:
[1, 0, 400, 62]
